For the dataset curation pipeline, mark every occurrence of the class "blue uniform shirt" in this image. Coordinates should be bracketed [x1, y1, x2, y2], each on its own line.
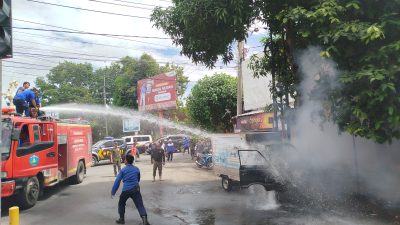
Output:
[166, 143, 175, 153]
[111, 164, 141, 195]
[183, 139, 190, 148]
[29, 96, 41, 107]
[15, 86, 24, 95]
[15, 89, 35, 102]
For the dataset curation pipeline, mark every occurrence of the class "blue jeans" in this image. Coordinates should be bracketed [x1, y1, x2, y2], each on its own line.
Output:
[13, 98, 29, 117]
[118, 187, 147, 219]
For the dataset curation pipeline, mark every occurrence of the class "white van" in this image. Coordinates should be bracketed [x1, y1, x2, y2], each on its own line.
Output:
[122, 135, 153, 154]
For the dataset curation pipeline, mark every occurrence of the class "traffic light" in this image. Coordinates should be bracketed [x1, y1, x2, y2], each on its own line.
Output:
[0, 0, 11, 59]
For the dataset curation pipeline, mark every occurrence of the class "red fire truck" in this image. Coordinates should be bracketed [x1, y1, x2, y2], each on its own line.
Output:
[1, 112, 92, 209]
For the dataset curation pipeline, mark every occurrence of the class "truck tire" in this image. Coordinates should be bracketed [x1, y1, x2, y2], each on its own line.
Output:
[72, 161, 85, 184]
[18, 176, 40, 209]
[92, 155, 99, 166]
[221, 177, 232, 192]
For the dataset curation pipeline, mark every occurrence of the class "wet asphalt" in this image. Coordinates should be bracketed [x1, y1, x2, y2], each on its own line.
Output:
[1, 154, 399, 225]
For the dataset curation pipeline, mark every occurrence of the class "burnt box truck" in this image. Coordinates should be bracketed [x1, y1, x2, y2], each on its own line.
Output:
[212, 134, 286, 192]
[1, 112, 92, 209]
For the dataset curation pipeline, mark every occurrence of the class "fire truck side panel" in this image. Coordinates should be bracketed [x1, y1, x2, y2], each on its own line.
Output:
[12, 122, 58, 181]
[57, 124, 91, 178]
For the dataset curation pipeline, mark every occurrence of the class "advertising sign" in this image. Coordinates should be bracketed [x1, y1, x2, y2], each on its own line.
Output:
[235, 112, 274, 133]
[137, 71, 177, 111]
[123, 118, 140, 132]
[242, 53, 272, 111]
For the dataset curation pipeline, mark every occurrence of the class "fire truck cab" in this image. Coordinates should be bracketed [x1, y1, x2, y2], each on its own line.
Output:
[1, 113, 92, 209]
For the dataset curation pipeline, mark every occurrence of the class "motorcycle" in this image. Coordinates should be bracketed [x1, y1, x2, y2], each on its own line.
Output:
[195, 152, 214, 169]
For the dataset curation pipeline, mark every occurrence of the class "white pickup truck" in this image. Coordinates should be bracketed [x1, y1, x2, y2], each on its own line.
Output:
[212, 134, 286, 192]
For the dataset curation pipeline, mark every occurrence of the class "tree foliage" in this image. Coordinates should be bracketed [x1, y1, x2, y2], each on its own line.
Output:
[186, 73, 236, 132]
[152, 0, 400, 143]
[35, 62, 98, 105]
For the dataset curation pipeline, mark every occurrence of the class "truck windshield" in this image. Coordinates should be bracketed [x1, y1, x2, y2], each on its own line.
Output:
[0, 119, 12, 159]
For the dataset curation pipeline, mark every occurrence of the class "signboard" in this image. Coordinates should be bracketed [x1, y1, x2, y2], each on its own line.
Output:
[123, 118, 140, 132]
[137, 71, 177, 111]
[235, 112, 274, 133]
[242, 53, 272, 111]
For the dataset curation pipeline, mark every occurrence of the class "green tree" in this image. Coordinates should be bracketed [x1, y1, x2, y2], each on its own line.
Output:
[35, 61, 97, 105]
[112, 54, 160, 108]
[186, 73, 236, 132]
[93, 63, 121, 105]
[152, 0, 400, 143]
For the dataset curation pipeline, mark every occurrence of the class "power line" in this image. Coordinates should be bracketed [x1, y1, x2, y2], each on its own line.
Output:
[12, 54, 62, 64]
[14, 51, 195, 66]
[3, 70, 42, 78]
[15, 45, 190, 64]
[14, 27, 171, 39]
[16, 45, 121, 60]
[14, 18, 171, 47]
[4, 61, 54, 68]
[14, 52, 117, 62]
[3, 65, 51, 71]
[87, 0, 154, 10]
[111, 0, 165, 7]
[26, 0, 151, 19]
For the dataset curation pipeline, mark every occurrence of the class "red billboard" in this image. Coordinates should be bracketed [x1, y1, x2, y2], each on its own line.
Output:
[137, 71, 177, 111]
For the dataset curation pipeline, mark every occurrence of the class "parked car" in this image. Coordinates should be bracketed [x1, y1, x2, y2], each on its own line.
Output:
[122, 135, 152, 154]
[156, 135, 190, 152]
[92, 138, 127, 166]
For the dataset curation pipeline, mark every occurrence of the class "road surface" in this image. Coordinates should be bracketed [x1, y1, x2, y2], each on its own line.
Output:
[1, 154, 398, 225]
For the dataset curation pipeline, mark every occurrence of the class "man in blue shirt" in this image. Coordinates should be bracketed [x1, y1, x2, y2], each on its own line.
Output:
[13, 88, 38, 117]
[111, 154, 150, 225]
[14, 81, 30, 95]
[165, 139, 175, 161]
[28, 88, 43, 117]
[183, 137, 190, 154]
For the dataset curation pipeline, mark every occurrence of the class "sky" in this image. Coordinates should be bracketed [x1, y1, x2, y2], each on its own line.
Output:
[1, 0, 266, 105]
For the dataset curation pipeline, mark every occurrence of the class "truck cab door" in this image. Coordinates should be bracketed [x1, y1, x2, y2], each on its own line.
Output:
[13, 123, 57, 178]
[238, 150, 271, 188]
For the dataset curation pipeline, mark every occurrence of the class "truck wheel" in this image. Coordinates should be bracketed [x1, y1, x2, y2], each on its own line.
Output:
[221, 177, 232, 192]
[92, 155, 98, 166]
[18, 176, 40, 209]
[72, 161, 85, 184]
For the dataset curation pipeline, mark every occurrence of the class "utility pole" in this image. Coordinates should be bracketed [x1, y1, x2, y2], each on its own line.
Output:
[103, 74, 108, 136]
[237, 40, 244, 116]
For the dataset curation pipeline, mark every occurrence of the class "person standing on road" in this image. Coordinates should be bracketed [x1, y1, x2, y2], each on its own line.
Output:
[166, 139, 175, 161]
[111, 142, 122, 177]
[134, 139, 140, 160]
[130, 140, 138, 163]
[111, 154, 151, 225]
[151, 142, 165, 182]
[182, 137, 190, 154]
